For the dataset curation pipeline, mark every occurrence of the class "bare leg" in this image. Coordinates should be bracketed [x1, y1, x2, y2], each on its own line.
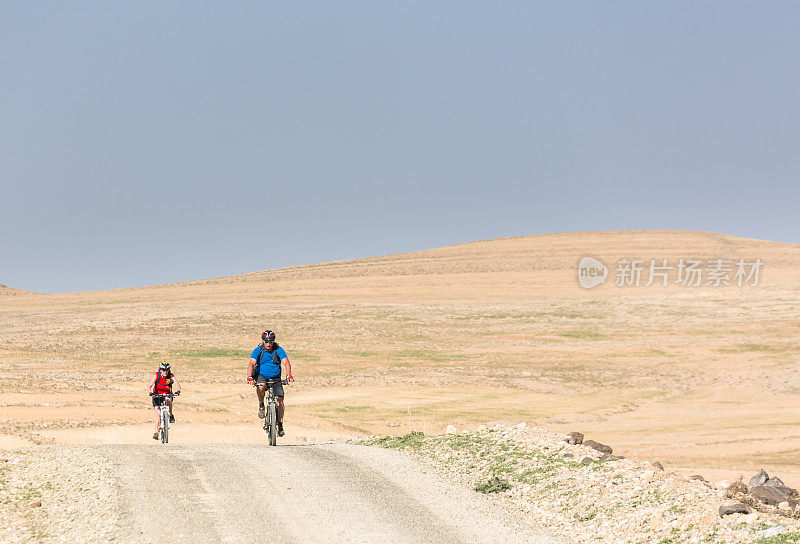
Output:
[257, 385, 266, 404]
[276, 397, 285, 423]
[154, 407, 161, 433]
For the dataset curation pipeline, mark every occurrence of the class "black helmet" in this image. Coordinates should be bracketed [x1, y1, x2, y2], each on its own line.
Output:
[159, 361, 171, 372]
[262, 330, 276, 343]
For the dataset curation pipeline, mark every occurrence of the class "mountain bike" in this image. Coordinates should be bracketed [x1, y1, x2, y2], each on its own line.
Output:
[150, 392, 179, 444]
[253, 379, 288, 446]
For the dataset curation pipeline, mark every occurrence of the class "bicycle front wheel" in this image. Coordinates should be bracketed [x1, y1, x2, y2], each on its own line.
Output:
[161, 409, 169, 444]
[268, 402, 277, 446]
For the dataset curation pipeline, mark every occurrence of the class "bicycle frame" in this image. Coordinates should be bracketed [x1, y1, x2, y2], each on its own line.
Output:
[253, 379, 287, 446]
[153, 394, 173, 444]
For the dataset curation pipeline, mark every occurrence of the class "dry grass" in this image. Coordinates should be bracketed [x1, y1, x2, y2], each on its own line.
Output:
[2, 229, 800, 486]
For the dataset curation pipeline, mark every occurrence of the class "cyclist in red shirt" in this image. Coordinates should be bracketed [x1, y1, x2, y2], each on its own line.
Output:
[148, 362, 181, 440]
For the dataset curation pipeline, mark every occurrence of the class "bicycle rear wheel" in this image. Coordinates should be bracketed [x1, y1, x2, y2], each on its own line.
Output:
[268, 402, 277, 446]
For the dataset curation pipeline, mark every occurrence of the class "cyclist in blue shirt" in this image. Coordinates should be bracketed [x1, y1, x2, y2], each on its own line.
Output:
[247, 330, 294, 436]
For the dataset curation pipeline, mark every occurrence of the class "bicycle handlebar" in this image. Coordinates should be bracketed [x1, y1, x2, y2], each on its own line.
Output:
[251, 379, 289, 386]
[150, 392, 180, 397]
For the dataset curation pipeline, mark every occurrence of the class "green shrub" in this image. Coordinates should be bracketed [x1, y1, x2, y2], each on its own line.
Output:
[475, 476, 511, 494]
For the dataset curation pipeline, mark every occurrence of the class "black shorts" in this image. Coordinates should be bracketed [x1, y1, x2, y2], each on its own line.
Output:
[152, 396, 168, 407]
[256, 376, 284, 397]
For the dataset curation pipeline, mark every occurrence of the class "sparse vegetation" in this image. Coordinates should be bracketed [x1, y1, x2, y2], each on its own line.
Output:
[558, 330, 606, 340]
[474, 476, 511, 493]
[167, 348, 244, 359]
[755, 532, 800, 544]
[575, 510, 598, 521]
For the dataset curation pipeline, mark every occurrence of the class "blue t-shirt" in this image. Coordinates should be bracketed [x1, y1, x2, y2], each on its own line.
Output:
[251, 345, 287, 379]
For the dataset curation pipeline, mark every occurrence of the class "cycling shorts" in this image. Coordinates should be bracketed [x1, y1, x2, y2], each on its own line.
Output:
[256, 375, 284, 397]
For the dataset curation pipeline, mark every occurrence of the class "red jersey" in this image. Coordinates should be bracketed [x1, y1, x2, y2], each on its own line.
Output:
[153, 372, 173, 394]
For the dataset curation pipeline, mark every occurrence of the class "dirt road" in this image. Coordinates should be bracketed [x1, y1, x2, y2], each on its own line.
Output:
[102, 442, 563, 544]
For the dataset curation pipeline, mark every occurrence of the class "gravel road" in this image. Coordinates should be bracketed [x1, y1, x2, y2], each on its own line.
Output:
[101, 441, 563, 544]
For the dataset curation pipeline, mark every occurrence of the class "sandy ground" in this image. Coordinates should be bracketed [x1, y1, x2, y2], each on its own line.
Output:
[2, 229, 800, 488]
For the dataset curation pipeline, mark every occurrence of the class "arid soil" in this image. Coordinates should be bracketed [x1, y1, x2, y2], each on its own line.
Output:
[2, 229, 800, 487]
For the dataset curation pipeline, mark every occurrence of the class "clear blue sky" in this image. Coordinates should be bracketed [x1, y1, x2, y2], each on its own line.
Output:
[2, 2, 799, 293]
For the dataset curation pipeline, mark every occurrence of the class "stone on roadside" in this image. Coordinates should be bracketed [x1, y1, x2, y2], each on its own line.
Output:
[719, 503, 752, 517]
[445, 425, 458, 434]
[583, 440, 612, 454]
[764, 477, 798, 496]
[690, 475, 705, 481]
[652, 461, 664, 471]
[562, 453, 574, 459]
[765, 476, 786, 488]
[748, 469, 769, 491]
[750, 485, 790, 506]
[599, 453, 618, 461]
[566, 432, 584, 445]
[581, 457, 594, 464]
[760, 526, 787, 538]
[715, 480, 731, 490]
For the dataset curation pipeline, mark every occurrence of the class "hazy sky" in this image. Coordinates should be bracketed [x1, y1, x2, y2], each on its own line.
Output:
[2, 2, 799, 293]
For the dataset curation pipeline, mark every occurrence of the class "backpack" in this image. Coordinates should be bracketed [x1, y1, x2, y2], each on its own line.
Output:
[251, 344, 282, 380]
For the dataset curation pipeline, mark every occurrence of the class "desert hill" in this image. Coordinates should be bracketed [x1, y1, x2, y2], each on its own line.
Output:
[0, 283, 36, 296]
[72, 229, 800, 303]
[2, 229, 800, 490]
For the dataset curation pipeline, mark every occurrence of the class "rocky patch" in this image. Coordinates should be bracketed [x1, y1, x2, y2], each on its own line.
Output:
[362, 426, 800, 544]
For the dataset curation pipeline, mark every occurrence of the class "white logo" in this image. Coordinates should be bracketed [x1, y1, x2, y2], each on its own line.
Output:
[578, 257, 608, 289]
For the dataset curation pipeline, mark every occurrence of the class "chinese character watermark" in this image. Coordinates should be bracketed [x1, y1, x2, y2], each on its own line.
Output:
[577, 257, 762, 289]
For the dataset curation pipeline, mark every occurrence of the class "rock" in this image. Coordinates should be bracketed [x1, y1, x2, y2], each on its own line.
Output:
[748, 469, 769, 491]
[759, 526, 787, 538]
[566, 432, 584, 445]
[779, 501, 791, 511]
[599, 453, 618, 461]
[583, 440, 612, 454]
[765, 476, 786, 488]
[562, 453, 574, 458]
[715, 480, 731, 490]
[581, 457, 594, 464]
[719, 503, 753, 517]
[31, 500, 42, 508]
[764, 477, 798, 496]
[690, 475, 705, 481]
[445, 425, 458, 434]
[727, 481, 748, 495]
[515, 422, 527, 429]
[652, 461, 664, 471]
[750, 485, 790, 506]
